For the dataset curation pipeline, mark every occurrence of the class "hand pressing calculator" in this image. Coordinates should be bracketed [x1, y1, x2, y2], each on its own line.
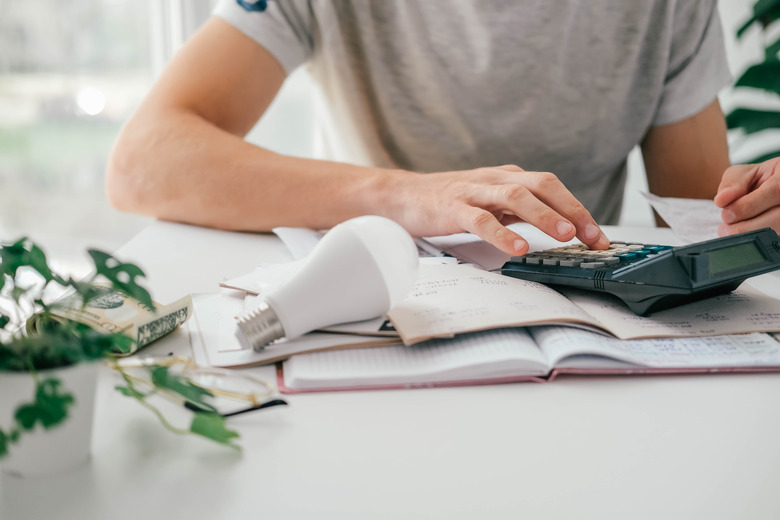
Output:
[500, 228, 780, 315]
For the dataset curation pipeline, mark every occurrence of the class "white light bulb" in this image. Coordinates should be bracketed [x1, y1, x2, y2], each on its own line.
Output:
[235, 215, 419, 351]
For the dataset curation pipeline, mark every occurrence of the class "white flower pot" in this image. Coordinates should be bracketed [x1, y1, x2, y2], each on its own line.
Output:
[0, 361, 99, 479]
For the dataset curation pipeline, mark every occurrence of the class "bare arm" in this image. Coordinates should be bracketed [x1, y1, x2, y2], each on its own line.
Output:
[107, 18, 609, 255]
[640, 99, 730, 225]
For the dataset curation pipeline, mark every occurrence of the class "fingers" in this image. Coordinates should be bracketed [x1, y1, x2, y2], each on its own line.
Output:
[397, 165, 610, 255]
[720, 177, 780, 225]
[714, 164, 758, 208]
[716, 157, 780, 227]
[718, 206, 780, 237]
[457, 205, 530, 256]
[472, 171, 610, 250]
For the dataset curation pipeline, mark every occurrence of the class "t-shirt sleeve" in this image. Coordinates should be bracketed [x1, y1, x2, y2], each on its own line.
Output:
[212, 0, 313, 75]
[652, 0, 732, 126]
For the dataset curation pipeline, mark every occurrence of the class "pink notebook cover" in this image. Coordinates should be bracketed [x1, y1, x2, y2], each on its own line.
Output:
[275, 364, 780, 395]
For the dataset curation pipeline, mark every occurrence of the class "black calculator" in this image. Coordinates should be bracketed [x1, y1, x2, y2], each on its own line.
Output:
[500, 228, 780, 315]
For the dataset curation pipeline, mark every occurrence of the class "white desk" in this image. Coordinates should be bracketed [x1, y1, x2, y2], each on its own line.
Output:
[3, 221, 780, 520]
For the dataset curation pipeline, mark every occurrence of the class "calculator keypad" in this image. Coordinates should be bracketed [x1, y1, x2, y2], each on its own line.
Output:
[509, 242, 673, 271]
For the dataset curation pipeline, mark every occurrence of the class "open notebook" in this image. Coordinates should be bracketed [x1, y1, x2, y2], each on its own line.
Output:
[277, 326, 780, 393]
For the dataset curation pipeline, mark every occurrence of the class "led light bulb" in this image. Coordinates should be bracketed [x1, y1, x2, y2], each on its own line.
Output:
[235, 215, 419, 351]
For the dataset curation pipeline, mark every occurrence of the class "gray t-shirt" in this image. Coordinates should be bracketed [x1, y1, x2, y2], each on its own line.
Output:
[214, 0, 731, 223]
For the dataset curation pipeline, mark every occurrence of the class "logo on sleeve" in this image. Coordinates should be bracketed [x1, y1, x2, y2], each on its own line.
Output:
[236, 0, 268, 12]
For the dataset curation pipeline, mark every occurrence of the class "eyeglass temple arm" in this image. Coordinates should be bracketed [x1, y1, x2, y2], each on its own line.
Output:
[184, 398, 289, 418]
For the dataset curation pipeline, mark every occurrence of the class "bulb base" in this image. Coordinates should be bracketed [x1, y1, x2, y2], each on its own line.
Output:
[235, 300, 286, 351]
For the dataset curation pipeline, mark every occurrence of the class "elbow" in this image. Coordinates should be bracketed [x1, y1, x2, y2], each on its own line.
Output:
[106, 122, 152, 215]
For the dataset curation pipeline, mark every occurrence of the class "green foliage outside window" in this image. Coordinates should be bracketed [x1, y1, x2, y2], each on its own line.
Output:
[726, 0, 780, 163]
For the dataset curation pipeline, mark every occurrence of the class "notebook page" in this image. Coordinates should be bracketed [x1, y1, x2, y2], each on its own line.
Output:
[562, 285, 780, 339]
[388, 264, 605, 344]
[283, 328, 550, 389]
[531, 326, 780, 368]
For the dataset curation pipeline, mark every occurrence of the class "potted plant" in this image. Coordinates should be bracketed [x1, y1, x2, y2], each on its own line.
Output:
[0, 237, 247, 478]
[726, 0, 780, 163]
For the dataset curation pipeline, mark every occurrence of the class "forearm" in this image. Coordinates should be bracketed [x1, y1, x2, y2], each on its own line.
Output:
[107, 108, 397, 231]
[641, 99, 729, 201]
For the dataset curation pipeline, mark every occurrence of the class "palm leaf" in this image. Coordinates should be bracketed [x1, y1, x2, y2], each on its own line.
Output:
[734, 62, 780, 95]
[737, 0, 780, 38]
[744, 149, 780, 164]
[766, 37, 780, 61]
[726, 107, 780, 134]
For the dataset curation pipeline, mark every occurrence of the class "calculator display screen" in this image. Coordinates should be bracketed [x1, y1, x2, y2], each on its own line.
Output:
[708, 242, 766, 277]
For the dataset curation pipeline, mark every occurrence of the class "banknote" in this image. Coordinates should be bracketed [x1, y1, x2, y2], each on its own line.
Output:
[27, 283, 193, 356]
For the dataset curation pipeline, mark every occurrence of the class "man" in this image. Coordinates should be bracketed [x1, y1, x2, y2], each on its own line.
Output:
[107, 0, 734, 255]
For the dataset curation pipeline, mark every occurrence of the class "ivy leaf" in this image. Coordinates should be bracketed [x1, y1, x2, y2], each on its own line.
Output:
[190, 413, 240, 448]
[88, 250, 153, 309]
[0, 238, 54, 283]
[14, 378, 75, 431]
[150, 366, 218, 414]
[0, 430, 8, 458]
[104, 334, 135, 356]
[76, 328, 132, 359]
[66, 278, 110, 310]
[115, 384, 147, 400]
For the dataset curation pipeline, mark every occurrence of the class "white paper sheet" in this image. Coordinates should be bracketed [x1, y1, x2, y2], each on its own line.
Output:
[642, 192, 722, 243]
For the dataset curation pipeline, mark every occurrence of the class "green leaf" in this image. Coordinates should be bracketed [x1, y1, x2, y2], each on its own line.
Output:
[767, 37, 780, 61]
[0, 237, 54, 282]
[74, 328, 130, 359]
[743, 150, 780, 165]
[14, 378, 75, 431]
[726, 108, 780, 135]
[0, 429, 8, 458]
[150, 366, 218, 414]
[66, 279, 108, 309]
[734, 62, 780, 96]
[738, 0, 780, 38]
[88, 250, 153, 308]
[190, 413, 240, 448]
[115, 384, 147, 400]
[0, 314, 10, 329]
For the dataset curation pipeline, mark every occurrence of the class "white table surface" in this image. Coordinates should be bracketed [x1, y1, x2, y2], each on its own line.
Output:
[3, 221, 780, 520]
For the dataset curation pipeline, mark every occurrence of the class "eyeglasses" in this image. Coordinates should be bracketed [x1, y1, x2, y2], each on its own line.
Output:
[109, 355, 287, 417]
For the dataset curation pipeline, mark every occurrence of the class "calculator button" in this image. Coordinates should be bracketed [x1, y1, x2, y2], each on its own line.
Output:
[559, 259, 581, 267]
[602, 257, 620, 265]
[542, 258, 559, 266]
[580, 261, 606, 268]
[524, 257, 543, 265]
[644, 245, 672, 253]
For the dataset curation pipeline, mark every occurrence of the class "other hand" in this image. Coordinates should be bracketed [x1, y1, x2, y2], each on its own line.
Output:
[714, 156, 780, 237]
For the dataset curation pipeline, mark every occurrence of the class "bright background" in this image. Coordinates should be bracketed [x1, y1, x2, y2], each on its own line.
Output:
[0, 0, 774, 276]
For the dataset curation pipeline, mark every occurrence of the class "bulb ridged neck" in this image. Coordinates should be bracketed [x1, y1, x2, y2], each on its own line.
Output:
[235, 300, 286, 351]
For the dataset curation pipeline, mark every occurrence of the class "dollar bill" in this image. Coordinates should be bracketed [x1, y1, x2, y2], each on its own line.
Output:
[27, 283, 193, 356]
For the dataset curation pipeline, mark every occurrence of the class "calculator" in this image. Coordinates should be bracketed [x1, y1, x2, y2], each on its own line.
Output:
[500, 227, 780, 315]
